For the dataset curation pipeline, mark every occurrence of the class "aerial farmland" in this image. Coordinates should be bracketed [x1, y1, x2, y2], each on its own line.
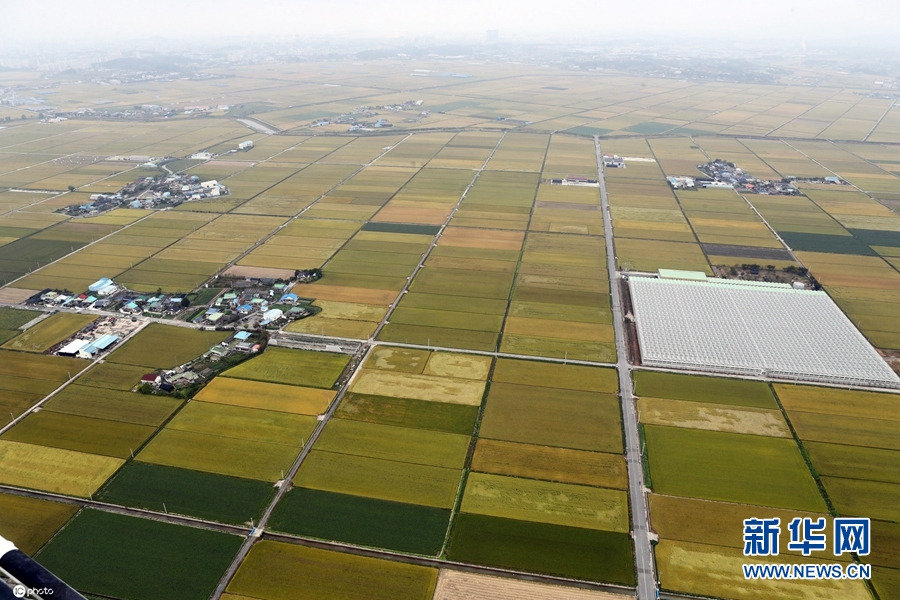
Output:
[0, 42, 899, 600]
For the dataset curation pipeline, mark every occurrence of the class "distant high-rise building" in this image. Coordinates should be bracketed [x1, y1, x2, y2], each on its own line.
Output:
[486, 29, 499, 43]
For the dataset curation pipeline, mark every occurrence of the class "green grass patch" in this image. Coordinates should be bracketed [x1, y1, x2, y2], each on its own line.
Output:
[108, 324, 229, 369]
[644, 425, 827, 512]
[36, 509, 242, 600]
[447, 512, 635, 585]
[634, 371, 777, 408]
[227, 540, 437, 600]
[336, 392, 479, 435]
[98, 462, 274, 525]
[269, 487, 450, 555]
[222, 346, 349, 388]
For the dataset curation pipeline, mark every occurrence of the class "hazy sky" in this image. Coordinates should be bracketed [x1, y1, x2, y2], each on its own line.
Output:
[2, 0, 899, 48]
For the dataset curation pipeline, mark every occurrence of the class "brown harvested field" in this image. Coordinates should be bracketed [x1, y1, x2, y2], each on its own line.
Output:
[438, 228, 525, 251]
[432, 569, 623, 600]
[222, 265, 296, 280]
[0, 288, 38, 304]
[305, 284, 398, 305]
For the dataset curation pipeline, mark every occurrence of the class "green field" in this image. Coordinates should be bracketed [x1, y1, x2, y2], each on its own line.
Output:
[315, 418, 470, 469]
[492, 358, 618, 393]
[820, 477, 900, 522]
[137, 427, 308, 482]
[269, 487, 450, 555]
[648, 494, 834, 554]
[98, 462, 274, 525]
[460, 472, 629, 533]
[294, 450, 462, 509]
[787, 410, 900, 450]
[36, 509, 242, 600]
[0, 493, 78, 555]
[166, 401, 315, 447]
[108, 324, 228, 369]
[336, 393, 479, 435]
[1, 312, 96, 352]
[479, 383, 623, 453]
[644, 425, 827, 512]
[805, 441, 900, 484]
[471, 439, 627, 488]
[227, 541, 438, 600]
[656, 539, 870, 600]
[222, 346, 350, 388]
[0, 440, 123, 497]
[44, 384, 182, 426]
[0, 307, 39, 330]
[447, 512, 635, 585]
[74, 363, 153, 391]
[0, 350, 84, 382]
[0, 307, 39, 344]
[2, 410, 156, 459]
[634, 371, 777, 408]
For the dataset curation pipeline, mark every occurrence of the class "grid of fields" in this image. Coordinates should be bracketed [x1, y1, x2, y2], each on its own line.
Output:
[636, 371, 875, 600]
[4, 61, 900, 600]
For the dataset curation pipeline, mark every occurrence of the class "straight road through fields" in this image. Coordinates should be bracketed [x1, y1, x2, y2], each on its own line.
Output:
[596, 136, 658, 600]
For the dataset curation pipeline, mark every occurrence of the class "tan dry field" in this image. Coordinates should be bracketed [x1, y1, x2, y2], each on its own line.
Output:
[302, 284, 398, 305]
[438, 227, 525, 251]
[0, 288, 40, 304]
[222, 265, 296, 280]
[637, 397, 791, 438]
[422, 352, 492, 380]
[194, 377, 334, 415]
[350, 370, 486, 405]
[432, 569, 624, 600]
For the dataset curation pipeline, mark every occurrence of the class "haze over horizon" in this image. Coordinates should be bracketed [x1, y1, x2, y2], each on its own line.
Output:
[2, 0, 899, 52]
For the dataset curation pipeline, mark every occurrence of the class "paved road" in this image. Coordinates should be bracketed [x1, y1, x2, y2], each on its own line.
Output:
[236, 118, 279, 135]
[596, 136, 658, 600]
